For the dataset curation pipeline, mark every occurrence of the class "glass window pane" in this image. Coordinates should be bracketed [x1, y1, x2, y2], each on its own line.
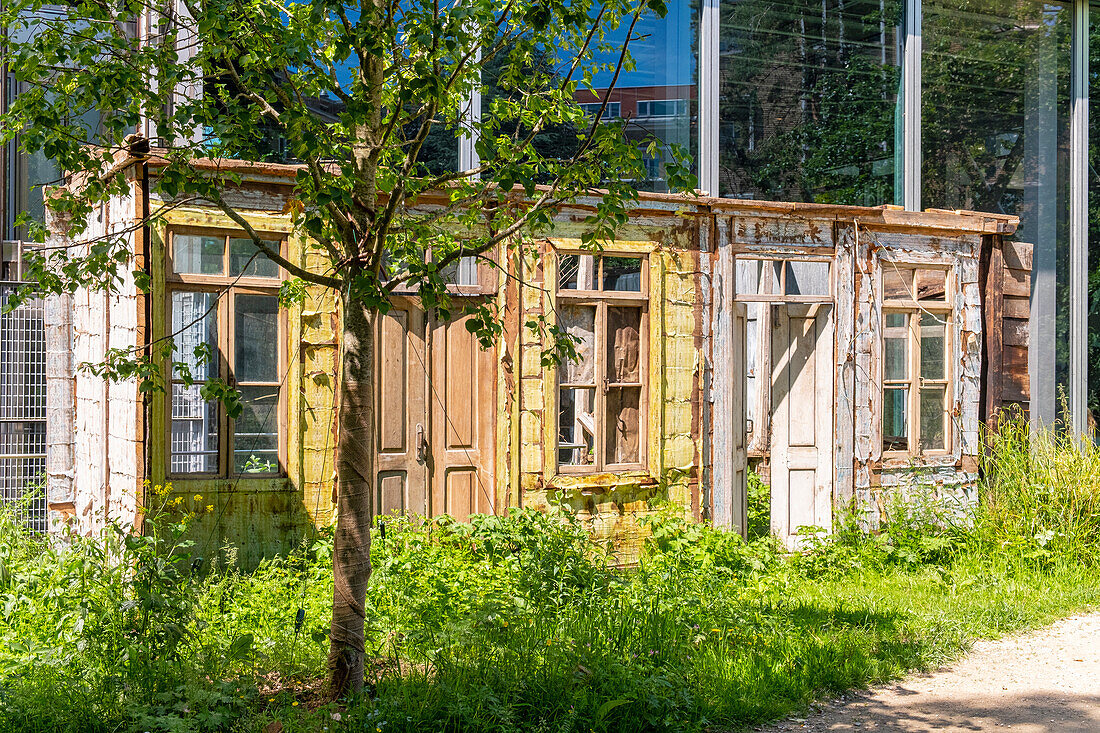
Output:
[883, 268, 911, 300]
[558, 387, 596, 466]
[785, 261, 830, 296]
[234, 295, 279, 383]
[229, 238, 280, 278]
[557, 304, 596, 384]
[736, 258, 780, 296]
[174, 234, 224, 275]
[920, 313, 946, 381]
[915, 269, 946, 301]
[606, 386, 641, 465]
[607, 306, 642, 383]
[883, 387, 908, 451]
[719, 0, 899, 204]
[884, 312, 908, 381]
[171, 383, 218, 473]
[558, 254, 596, 290]
[172, 291, 218, 380]
[602, 257, 643, 292]
[441, 255, 478, 287]
[920, 387, 946, 451]
[233, 385, 280, 473]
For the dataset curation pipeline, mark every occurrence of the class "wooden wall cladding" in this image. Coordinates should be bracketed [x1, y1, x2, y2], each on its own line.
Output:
[980, 235, 1032, 426]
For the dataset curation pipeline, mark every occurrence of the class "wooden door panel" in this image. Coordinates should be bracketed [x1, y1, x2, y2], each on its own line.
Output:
[429, 312, 496, 519]
[771, 304, 834, 549]
[375, 303, 428, 517]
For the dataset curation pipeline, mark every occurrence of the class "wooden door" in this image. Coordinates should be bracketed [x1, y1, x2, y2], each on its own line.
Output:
[770, 303, 834, 549]
[428, 312, 496, 520]
[375, 300, 430, 517]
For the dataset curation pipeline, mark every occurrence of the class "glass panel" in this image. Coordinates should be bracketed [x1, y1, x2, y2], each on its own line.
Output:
[557, 304, 596, 384]
[229, 238, 280, 278]
[234, 295, 279, 383]
[920, 313, 946, 381]
[558, 254, 596, 290]
[882, 387, 908, 451]
[882, 268, 911, 300]
[558, 387, 596, 466]
[607, 306, 642, 383]
[915, 269, 946, 301]
[785, 261, 830, 296]
[174, 234, 224, 275]
[919, 386, 946, 451]
[233, 385, 280, 473]
[441, 255, 478, 287]
[924, 0, 1070, 417]
[884, 313, 909, 382]
[718, 0, 899, 204]
[171, 291, 217, 380]
[602, 257, 643, 292]
[606, 386, 641, 464]
[171, 383, 218, 473]
[573, 1, 697, 192]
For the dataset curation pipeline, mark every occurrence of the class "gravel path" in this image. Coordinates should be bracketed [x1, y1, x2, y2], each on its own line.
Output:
[756, 613, 1100, 732]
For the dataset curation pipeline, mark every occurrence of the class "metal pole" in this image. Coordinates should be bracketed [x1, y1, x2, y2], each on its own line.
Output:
[698, 0, 719, 196]
[1069, 0, 1089, 435]
[901, 0, 921, 211]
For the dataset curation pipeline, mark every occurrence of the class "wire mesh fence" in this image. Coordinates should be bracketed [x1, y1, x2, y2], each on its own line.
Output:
[0, 275, 47, 532]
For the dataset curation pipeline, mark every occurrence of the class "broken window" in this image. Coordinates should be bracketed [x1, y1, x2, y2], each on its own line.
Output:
[556, 253, 646, 471]
[168, 231, 285, 477]
[881, 265, 951, 455]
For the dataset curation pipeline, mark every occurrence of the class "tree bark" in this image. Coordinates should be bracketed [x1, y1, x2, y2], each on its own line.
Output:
[327, 291, 376, 697]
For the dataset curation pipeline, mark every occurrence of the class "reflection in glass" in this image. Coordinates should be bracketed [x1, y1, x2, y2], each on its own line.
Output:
[603, 257, 643, 291]
[718, 0, 899, 204]
[234, 385, 280, 473]
[915, 269, 946, 301]
[924, 0, 1070, 418]
[883, 268, 910, 300]
[919, 386, 946, 451]
[175, 235, 225, 275]
[229, 238, 280, 278]
[171, 384, 219, 473]
[172, 291, 218, 380]
[234, 295, 279, 383]
[558, 387, 596, 465]
[884, 312, 908, 381]
[920, 313, 946, 381]
[883, 386, 908, 451]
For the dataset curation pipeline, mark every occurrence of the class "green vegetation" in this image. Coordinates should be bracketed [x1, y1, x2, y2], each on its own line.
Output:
[2, 416, 1098, 733]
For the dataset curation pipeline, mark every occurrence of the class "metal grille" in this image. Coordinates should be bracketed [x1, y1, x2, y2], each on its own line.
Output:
[0, 279, 47, 531]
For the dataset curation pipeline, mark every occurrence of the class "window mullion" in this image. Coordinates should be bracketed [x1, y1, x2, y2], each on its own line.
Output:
[220, 291, 232, 477]
[909, 307, 920, 451]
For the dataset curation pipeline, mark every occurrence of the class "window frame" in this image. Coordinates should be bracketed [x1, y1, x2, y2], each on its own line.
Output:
[165, 228, 288, 479]
[880, 263, 953, 459]
[554, 251, 649, 475]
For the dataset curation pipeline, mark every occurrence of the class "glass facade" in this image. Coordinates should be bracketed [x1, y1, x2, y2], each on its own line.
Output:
[718, 0, 900, 203]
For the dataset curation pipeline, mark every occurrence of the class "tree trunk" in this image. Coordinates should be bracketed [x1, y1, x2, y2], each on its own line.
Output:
[327, 293, 376, 697]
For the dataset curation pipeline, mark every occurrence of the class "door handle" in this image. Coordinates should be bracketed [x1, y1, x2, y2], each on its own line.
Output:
[415, 423, 428, 464]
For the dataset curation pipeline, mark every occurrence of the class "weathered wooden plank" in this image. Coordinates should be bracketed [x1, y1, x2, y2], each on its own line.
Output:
[980, 236, 1004, 429]
[1002, 240, 1034, 271]
[832, 223, 856, 507]
[1003, 267, 1030, 298]
[1004, 318, 1029, 347]
[1003, 296, 1030, 320]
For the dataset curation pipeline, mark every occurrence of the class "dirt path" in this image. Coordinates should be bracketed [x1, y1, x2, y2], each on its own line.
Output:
[756, 613, 1100, 732]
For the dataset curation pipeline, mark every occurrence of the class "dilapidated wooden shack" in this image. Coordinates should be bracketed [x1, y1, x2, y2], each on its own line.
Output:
[42, 158, 1029, 563]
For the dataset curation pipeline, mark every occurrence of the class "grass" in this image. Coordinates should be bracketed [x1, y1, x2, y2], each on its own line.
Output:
[1, 415, 1099, 733]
